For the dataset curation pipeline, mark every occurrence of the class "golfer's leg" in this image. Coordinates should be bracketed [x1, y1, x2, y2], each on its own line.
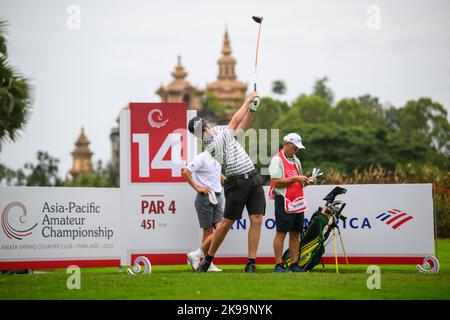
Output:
[248, 214, 263, 259]
[200, 227, 214, 254]
[207, 218, 234, 257]
[273, 231, 287, 264]
[289, 231, 300, 264]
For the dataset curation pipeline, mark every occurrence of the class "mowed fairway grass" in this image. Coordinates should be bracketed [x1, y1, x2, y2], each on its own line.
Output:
[1, 239, 449, 300]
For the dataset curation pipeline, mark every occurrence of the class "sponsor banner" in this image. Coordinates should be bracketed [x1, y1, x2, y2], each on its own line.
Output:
[305, 184, 434, 258]
[118, 183, 434, 265]
[218, 184, 434, 262]
[0, 187, 120, 269]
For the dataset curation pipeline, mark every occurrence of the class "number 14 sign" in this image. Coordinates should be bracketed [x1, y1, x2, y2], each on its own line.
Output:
[130, 103, 187, 183]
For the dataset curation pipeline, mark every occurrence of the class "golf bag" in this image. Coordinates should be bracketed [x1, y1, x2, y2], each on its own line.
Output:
[282, 186, 348, 271]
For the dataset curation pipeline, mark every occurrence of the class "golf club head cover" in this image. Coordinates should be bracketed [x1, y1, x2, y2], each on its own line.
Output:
[250, 96, 260, 112]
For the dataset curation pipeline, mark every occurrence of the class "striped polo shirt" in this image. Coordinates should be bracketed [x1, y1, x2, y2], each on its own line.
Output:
[203, 125, 255, 177]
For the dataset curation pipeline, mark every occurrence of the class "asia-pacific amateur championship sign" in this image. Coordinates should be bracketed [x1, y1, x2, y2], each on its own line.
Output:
[0, 187, 121, 269]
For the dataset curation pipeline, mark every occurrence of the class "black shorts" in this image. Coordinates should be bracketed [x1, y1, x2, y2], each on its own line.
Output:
[223, 171, 266, 220]
[274, 195, 304, 233]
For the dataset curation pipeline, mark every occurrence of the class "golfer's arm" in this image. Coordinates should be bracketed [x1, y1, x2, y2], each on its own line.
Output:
[182, 168, 199, 192]
[228, 99, 251, 130]
[236, 109, 255, 131]
[271, 177, 298, 188]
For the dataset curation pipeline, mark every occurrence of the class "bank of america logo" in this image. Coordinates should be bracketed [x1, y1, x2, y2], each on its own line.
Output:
[376, 209, 414, 230]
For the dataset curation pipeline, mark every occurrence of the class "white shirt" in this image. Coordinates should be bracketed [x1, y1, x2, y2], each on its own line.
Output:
[186, 151, 222, 193]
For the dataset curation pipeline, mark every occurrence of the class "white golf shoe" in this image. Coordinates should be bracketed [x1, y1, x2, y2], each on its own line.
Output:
[208, 263, 223, 272]
[187, 251, 202, 271]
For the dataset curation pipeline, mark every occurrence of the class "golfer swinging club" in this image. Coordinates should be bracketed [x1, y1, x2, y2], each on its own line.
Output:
[188, 91, 265, 273]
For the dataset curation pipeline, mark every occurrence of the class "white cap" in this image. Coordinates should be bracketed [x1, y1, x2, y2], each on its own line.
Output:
[283, 133, 305, 149]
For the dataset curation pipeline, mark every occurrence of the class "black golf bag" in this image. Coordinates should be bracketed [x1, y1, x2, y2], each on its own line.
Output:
[282, 186, 348, 271]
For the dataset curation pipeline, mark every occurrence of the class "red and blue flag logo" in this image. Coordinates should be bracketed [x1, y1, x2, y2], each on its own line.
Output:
[376, 209, 414, 230]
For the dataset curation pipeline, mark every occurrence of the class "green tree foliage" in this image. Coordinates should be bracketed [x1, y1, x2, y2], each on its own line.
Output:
[0, 151, 62, 186]
[253, 97, 289, 130]
[65, 160, 119, 188]
[279, 123, 434, 173]
[386, 98, 450, 156]
[358, 94, 384, 118]
[267, 78, 449, 173]
[312, 76, 334, 104]
[271, 80, 286, 96]
[275, 95, 331, 128]
[328, 98, 386, 128]
[0, 153, 119, 188]
[0, 20, 32, 150]
[0, 162, 18, 185]
[23, 151, 62, 186]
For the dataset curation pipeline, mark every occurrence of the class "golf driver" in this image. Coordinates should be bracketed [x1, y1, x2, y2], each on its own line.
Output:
[251, 15, 263, 109]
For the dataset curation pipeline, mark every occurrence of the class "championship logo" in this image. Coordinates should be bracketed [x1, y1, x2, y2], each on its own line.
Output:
[1, 202, 38, 240]
[148, 109, 169, 128]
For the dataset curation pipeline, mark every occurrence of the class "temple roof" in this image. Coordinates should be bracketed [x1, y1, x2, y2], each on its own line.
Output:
[171, 55, 188, 80]
[72, 127, 93, 157]
[207, 28, 247, 101]
[157, 55, 202, 94]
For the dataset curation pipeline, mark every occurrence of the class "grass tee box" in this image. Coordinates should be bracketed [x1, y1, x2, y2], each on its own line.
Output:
[0, 239, 448, 300]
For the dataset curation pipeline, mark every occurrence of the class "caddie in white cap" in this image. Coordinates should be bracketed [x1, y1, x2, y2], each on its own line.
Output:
[268, 132, 314, 273]
[283, 133, 305, 150]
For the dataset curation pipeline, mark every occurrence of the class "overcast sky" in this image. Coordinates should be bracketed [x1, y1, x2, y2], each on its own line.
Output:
[1, 0, 449, 177]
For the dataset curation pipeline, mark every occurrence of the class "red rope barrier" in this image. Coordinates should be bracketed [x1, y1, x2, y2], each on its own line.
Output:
[432, 184, 450, 193]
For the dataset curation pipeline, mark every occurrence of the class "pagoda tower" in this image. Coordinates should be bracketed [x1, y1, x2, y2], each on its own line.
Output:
[70, 127, 93, 178]
[206, 28, 247, 108]
[156, 56, 204, 110]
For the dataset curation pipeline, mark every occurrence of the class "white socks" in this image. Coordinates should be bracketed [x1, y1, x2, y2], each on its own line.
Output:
[194, 248, 204, 257]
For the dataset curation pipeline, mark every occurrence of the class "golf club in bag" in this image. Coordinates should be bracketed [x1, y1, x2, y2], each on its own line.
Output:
[282, 186, 350, 272]
[251, 16, 263, 108]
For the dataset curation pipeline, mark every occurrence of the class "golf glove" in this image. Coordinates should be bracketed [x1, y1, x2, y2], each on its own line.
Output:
[249, 96, 260, 112]
[208, 191, 218, 205]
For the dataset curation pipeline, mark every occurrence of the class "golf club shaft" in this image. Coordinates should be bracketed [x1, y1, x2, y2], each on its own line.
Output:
[254, 22, 262, 92]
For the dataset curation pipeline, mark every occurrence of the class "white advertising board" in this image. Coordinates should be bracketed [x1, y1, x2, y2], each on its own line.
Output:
[119, 184, 434, 265]
[218, 184, 434, 264]
[0, 187, 121, 269]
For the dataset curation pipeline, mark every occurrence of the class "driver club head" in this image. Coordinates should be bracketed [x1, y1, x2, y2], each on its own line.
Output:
[252, 96, 260, 107]
[252, 16, 263, 24]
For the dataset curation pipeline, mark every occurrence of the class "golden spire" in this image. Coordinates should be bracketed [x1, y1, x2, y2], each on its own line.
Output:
[207, 26, 247, 112]
[72, 127, 92, 155]
[222, 28, 232, 56]
[70, 127, 93, 178]
[217, 28, 237, 80]
[171, 55, 187, 79]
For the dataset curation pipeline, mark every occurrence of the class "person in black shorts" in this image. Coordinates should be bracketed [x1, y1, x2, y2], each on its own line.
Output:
[188, 91, 266, 273]
[269, 133, 314, 272]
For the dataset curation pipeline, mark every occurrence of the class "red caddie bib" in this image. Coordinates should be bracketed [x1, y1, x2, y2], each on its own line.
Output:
[269, 150, 308, 213]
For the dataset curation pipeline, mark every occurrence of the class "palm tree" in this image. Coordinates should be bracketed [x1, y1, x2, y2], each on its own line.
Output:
[0, 20, 32, 150]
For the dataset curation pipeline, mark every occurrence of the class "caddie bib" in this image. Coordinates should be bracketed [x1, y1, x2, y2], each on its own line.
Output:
[269, 150, 308, 213]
